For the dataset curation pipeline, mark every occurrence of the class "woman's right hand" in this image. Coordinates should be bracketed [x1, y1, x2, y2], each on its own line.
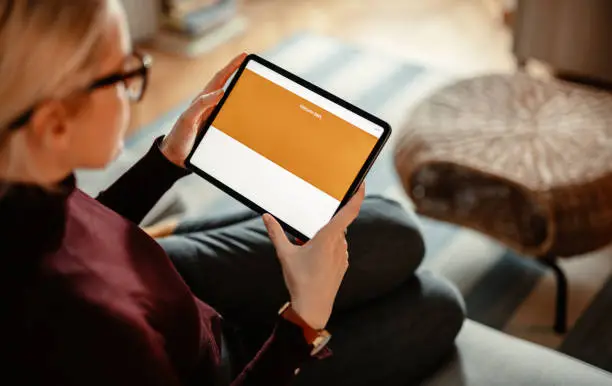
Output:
[263, 184, 365, 330]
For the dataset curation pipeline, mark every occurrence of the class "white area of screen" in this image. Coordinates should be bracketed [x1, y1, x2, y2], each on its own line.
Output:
[190, 127, 340, 238]
[245, 61, 384, 138]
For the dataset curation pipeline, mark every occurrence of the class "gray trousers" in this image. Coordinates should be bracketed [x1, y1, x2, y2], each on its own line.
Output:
[158, 197, 465, 385]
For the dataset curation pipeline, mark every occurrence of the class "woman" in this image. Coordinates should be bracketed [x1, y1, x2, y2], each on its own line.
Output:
[0, 1, 464, 385]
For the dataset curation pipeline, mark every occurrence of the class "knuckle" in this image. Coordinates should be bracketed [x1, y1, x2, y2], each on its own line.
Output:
[197, 95, 213, 105]
[192, 90, 206, 102]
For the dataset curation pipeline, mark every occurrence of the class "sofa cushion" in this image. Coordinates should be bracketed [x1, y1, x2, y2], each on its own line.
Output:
[423, 320, 612, 385]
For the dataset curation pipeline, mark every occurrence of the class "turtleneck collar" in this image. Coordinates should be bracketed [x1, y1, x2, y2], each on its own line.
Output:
[0, 175, 75, 257]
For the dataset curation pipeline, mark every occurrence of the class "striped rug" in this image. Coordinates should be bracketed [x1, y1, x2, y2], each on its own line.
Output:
[77, 33, 612, 373]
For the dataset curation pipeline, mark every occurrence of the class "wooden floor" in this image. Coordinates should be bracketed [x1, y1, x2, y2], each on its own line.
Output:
[130, 0, 514, 136]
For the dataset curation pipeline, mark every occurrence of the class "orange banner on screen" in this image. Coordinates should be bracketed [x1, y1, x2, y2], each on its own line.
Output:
[211, 69, 378, 201]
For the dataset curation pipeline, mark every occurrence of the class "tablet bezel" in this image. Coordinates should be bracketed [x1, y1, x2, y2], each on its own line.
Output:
[185, 53, 391, 241]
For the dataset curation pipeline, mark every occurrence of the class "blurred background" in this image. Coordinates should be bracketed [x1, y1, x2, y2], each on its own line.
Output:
[121, 0, 516, 136]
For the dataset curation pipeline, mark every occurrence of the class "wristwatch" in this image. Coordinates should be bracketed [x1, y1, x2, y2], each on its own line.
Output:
[279, 302, 332, 356]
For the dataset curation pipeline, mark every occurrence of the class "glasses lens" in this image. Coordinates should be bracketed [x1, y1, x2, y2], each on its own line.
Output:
[125, 75, 144, 101]
[124, 55, 145, 101]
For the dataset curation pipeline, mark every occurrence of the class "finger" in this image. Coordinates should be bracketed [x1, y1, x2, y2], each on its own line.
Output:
[193, 92, 225, 128]
[331, 233, 347, 251]
[334, 237, 349, 258]
[190, 53, 246, 102]
[337, 251, 350, 279]
[262, 214, 294, 257]
[180, 90, 224, 130]
[204, 53, 248, 93]
[326, 183, 365, 234]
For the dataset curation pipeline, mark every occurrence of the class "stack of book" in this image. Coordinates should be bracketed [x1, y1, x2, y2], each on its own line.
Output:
[155, 0, 247, 57]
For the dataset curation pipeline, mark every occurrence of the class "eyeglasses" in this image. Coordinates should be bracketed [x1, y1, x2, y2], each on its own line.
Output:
[6, 51, 153, 131]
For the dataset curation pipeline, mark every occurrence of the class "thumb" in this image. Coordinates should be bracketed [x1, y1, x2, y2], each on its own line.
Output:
[262, 214, 293, 257]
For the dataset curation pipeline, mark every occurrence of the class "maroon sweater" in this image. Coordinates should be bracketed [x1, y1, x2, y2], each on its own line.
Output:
[0, 139, 315, 385]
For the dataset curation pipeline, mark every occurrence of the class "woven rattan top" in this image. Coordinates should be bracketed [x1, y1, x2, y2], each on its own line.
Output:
[403, 73, 612, 191]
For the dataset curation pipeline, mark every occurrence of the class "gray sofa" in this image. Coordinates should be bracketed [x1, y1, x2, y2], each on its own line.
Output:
[424, 320, 612, 385]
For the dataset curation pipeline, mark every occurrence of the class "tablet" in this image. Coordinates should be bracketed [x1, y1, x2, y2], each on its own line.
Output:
[186, 54, 391, 241]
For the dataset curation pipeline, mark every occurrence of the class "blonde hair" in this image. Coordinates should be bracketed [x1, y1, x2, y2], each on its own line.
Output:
[0, 0, 109, 139]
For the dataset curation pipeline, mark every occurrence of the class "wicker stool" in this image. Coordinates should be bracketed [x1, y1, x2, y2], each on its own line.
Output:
[394, 73, 612, 334]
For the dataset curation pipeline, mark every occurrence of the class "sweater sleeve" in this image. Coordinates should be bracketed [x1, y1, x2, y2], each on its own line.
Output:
[96, 137, 190, 224]
[231, 319, 330, 386]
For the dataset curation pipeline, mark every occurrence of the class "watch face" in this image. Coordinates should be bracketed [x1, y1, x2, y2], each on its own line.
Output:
[310, 332, 332, 356]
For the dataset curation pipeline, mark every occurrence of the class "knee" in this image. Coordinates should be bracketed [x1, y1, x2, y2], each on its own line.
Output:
[411, 270, 466, 363]
[321, 272, 466, 385]
[393, 271, 466, 383]
[349, 196, 425, 273]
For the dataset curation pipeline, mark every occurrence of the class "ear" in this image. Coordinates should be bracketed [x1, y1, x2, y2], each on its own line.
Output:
[26, 100, 72, 152]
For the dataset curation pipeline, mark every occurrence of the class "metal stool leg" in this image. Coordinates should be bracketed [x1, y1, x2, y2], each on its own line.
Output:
[539, 255, 568, 334]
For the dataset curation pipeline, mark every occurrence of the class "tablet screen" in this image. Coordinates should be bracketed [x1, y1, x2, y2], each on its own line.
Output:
[189, 59, 385, 238]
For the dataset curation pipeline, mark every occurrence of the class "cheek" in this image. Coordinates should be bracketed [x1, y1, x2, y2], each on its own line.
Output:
[73, 88, 131, 167]
[97, 87, 130, 145]
[104, 89, 130, 156]
[107, 86, 130, 139]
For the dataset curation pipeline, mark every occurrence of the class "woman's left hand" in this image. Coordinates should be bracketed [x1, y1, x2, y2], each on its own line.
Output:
[160, 53, 247, 167]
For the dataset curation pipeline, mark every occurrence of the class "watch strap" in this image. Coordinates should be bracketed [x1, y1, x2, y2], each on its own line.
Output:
[279, 302, 332, 356]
